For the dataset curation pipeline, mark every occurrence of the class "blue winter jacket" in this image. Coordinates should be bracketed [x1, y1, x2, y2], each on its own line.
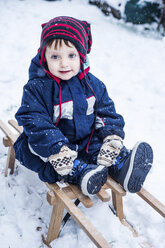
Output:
[14, 54, 125, 181]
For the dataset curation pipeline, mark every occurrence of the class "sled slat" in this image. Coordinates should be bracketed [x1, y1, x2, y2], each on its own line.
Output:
[8, 119, 23, 134]
[47, 186, 78, 206]
[46, 182, 112, 248]
[137, 188, 165, 218]
[67, 183, 94, 208]
[97, 188, 111, 202]
[106, 176, 126, 196]
[0, 120, 16, 144]
[121, 219, 138, 237]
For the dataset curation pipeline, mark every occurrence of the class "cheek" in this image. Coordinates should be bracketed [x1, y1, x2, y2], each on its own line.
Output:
[75, 59, 81, 70]
[48, 61, 58, 72]
[75, 63, 80, 73]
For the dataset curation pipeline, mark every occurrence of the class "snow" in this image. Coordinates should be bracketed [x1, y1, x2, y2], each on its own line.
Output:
[105, 0, 126, 14]
[0, 0, 165, 247]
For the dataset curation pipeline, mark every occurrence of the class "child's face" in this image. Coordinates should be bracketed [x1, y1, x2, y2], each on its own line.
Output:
[45, 40, 81, 80]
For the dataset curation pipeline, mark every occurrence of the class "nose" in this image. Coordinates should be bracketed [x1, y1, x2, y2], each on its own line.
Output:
[60, 57, 68, 67]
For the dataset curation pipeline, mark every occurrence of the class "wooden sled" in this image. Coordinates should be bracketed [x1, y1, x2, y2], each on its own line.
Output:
[0, 119, 165, 248]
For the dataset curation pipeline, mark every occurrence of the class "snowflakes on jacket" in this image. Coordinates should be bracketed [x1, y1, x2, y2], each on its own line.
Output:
[15, 53, 125, 159]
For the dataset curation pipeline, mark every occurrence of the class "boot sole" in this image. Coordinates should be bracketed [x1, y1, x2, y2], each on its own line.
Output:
[123, 142, 153, 193]
[81, 166, 108, 196]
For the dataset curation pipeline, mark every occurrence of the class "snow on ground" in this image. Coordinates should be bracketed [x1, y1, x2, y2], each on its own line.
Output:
[0, 0, 165, 247]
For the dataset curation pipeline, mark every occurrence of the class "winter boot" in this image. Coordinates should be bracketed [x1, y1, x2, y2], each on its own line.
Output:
[108, 142, 153, 193]
[67, 159, 108, 196]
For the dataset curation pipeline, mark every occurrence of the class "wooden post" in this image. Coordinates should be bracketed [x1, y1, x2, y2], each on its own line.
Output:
[44, 197, 65, 245]
[5, 146, 15, 176]
[46, 183, 112, 248]
[111, 191, 124, 221]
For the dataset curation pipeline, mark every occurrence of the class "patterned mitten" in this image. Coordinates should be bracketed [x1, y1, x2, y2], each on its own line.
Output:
[49, 146, 77, 176]
[97, 135, 123, 167]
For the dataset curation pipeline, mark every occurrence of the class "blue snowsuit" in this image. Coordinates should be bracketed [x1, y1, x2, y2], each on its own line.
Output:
[14, 53, 125, 183]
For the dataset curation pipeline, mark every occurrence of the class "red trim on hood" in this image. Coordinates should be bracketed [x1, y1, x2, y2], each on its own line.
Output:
[78, 67, 90, 80]
[46, 71, 61, 84]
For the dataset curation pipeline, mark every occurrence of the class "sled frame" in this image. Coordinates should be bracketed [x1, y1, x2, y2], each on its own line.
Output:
[0, 119, 165, 248]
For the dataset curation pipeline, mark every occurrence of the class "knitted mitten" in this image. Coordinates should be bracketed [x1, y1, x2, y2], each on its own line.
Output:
[97, 135, 123, 167]
[49, 146, 77, 176]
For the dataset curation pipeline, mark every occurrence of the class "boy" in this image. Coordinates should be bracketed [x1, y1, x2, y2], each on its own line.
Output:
[14, 16, 153, 196]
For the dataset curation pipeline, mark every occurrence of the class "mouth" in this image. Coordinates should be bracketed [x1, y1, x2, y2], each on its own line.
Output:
[59, 70, 72, 74]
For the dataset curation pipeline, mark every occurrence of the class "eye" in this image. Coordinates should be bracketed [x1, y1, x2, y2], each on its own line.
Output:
[69, 53, 76, 59]
[51, 55, 58, 59]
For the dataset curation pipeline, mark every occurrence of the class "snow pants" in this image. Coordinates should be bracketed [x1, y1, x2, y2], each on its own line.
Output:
[14, 132, 103, 184]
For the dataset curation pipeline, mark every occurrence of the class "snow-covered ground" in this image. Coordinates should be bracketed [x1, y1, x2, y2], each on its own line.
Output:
[0, 0, 165, 247]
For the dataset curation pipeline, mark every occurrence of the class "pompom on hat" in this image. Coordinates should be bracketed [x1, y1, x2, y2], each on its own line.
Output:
[39, 16, 92, 70]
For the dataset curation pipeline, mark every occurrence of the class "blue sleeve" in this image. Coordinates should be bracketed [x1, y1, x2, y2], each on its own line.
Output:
[15, 79, 69, 158]
[88, 74, 125, 139]
[14, 132, 61, 183]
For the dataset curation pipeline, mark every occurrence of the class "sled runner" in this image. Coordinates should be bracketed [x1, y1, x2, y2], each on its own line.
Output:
[0, 119, 165, 248]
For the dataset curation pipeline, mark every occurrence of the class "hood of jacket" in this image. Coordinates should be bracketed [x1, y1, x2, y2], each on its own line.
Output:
[28, 53, 48, 81]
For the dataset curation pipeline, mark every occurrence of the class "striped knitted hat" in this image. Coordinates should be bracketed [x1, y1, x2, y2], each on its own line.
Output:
[39, 16, 92, 69]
